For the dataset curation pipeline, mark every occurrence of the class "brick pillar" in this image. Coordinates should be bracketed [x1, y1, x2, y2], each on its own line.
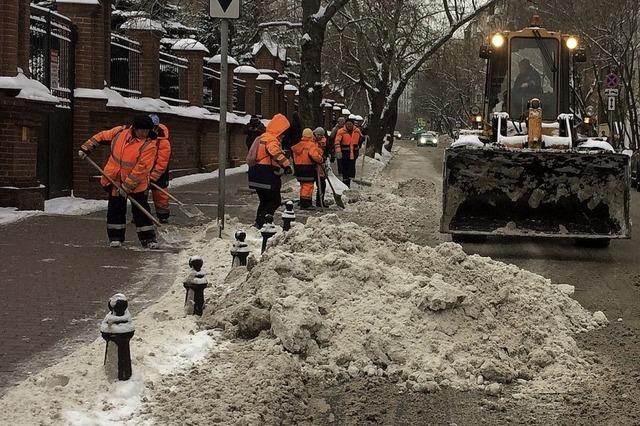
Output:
[234, 66, 260, 115]
[210, 55, 237, 110]
[57, 1, 109, 89]
[173, 39, 209, 106]
[277, 74, 288, 114]
[0, 0, 25, 76]
[285, 85, 297, 120]
[126, 28, 164, 98]
[324, 104, 334, 130]
[256, 76, 274, 118]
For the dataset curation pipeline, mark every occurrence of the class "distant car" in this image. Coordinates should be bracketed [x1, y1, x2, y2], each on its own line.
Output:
[417, 132, 438, 147]
[393, 130, 402, 139]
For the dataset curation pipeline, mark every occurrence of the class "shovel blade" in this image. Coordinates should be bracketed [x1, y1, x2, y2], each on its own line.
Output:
[333, 194, 346, 209]
[180, 204, 204, 218]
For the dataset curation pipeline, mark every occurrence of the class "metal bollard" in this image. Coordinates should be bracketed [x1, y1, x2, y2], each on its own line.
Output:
[100, 293, 135, 381]
[184, 255, 208, 316]
[260, 214, 278, 253]
[230, 230, 250, 266]
[282, 200, 296, 231]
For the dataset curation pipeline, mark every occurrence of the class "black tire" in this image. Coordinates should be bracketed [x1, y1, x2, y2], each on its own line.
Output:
[574, 238, 611, 248]
[451, 234, 487, 244]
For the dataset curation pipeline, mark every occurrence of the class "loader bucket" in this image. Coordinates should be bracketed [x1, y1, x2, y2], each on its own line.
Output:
[441, 147, 631, 239]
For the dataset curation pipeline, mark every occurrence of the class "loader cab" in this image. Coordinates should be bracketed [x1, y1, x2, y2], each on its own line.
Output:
[481, 18, 581, 132]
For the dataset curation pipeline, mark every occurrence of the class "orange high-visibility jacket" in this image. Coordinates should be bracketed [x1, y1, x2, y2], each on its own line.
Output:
[292, 136, 324, 182]
[150, 123, 171, 182]
[248, 114, 291, 191]
[82, 126, 157, 193]
[316, 136, 327, 178]
[335, 127, 363, 160]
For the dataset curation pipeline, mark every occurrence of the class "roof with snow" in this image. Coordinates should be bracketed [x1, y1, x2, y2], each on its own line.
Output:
[256, 74, 274, 81]
[284, 84, 297, 92]
[120, 17, 166, 33]
[171, 38, 209, 53]
[208, 55, 239, 65]
[234, 65, 260, 75]
[252, 33, 287, 62]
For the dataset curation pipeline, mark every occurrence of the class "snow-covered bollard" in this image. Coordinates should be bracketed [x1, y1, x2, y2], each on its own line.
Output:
[230, 230, 250, 267]
[282, 200, 296, 231]
[100, 293, 135, 382]
[260, 214, 278, 253]
[183, 255, 208, 316]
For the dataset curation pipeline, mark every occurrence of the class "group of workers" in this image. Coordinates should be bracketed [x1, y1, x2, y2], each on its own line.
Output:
[247, 113, 365, 229]
[80, 110, 365, 248]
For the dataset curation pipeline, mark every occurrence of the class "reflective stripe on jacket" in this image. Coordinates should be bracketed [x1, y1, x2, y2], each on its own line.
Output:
[335, 127, 363, 160]
[82, 126, 157, 193]
[292, 137, 324, 182]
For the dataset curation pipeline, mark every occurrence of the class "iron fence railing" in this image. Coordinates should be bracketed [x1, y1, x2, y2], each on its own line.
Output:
[159, 51, 189, 105]
[110, 33, 141, 98]
[255, 86, 263, 117]
[233, 77, 246, 113]
[29, 4, 74, 107]
[203, 66, 221, 111]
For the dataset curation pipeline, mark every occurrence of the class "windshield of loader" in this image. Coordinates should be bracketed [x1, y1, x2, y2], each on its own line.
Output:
[509, 37, 559, 120]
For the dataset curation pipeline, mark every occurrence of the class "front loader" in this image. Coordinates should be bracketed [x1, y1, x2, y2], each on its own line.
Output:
[441, 16, 630, 244]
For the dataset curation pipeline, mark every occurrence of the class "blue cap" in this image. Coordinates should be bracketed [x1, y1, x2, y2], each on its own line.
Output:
[149, 114, 160, 126]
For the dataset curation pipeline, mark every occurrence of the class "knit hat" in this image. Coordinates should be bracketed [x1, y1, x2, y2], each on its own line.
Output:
[313, 127, 325, 136]
[132, 114, 154, 130]
[302, 128, 314, 138]
[149, 113, 160, 126]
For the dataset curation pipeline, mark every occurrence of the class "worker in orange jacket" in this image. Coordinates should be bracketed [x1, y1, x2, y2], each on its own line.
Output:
[313, 127, 328, 207]
[79, 115, 159, 249]
[334, 118, 363, 187]
[292, 128, 325, 209]
[247, 113, 292, 228]
[149, 114, 171, 223]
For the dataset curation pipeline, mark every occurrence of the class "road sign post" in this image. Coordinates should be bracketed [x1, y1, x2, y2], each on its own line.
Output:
[210, 0, 240, 237]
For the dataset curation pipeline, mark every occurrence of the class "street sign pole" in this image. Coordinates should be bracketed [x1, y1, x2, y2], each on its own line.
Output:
[218, 18, 229, 238]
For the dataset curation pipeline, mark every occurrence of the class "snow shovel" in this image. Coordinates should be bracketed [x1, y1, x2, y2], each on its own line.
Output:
[83, 157, 185, 245]
[150, 182, 204, 219]
[320, 164, 345, 209]
[316, 167, 325, 209]
[352, 136, 372, 187]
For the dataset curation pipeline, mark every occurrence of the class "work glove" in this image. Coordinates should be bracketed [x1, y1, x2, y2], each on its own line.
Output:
[78, 149, 89, 160]
[284, 165, 294, 175]
[335, 151, 343, 160]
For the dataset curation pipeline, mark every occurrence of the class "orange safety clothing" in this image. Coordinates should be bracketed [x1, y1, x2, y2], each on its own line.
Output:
[335, 127, 363, 160]
[292, 136, 324, 182]
[82, 126, 157, 193]
[248, 114, 291, 191]
[152, 188, 170, 220]
[150, 124, 171, 183]
[315, 136, 327, 178]
[299, 181, 315, 200]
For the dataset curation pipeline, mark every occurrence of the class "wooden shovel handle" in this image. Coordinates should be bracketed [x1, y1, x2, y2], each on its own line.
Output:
[150, 182, 183, 206]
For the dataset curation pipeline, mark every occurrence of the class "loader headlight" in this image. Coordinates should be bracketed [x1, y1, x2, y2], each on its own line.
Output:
[474, 115, 483, 123]
[584, 116, 591, 124]
[566, 37, 578, 50]
[491, 33, 505, 48]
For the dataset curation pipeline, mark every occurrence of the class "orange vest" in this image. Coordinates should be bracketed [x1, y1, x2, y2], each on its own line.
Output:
[256, 114, 291, 169]
[335, 127, 362, 160]
[150, 124, 171, 181]
[82, 126, 157, 193]
[292, 137, 324, 166]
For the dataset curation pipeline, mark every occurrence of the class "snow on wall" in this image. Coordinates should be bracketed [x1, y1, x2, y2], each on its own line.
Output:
[120, 17, 166, 33]
[233, 65, 260, 75]
[256, 74, 274, 81]
[0, 71, 59, 103]
[208, 54, 239, 65]
[284, 84, 297, 92]
[172, 38, 210, 53]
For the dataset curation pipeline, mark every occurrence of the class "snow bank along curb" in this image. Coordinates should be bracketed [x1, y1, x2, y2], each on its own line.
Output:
[0, 223, 239, 425]
[203, 215, 605, 394]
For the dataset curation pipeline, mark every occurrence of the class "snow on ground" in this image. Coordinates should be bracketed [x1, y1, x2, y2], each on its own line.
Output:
[45, 196, 108, 215]
[0, 223, 238, 425]
[0, 207, 40, 225]
[169, 164, 248, 188]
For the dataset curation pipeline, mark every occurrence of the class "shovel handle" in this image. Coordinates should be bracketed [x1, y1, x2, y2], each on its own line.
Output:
[320, 164, 338, 194]
[150, 182, 184, 206]
[83, 156, 162, 227]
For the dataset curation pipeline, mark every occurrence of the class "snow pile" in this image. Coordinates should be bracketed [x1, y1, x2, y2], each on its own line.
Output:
[0, 207, 40, 225]
[45, 196, 108, 215]
[203, 215, 603, 396]
[0, 70, 59, 103]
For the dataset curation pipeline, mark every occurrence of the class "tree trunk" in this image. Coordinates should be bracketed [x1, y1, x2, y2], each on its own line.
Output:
[299, 0, 326, 128]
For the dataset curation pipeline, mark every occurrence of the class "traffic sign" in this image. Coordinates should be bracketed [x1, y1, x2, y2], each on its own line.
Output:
[607, 96, 616, 111]
[604, 88, 619, 97]
[605, 73, 619, 89]
[210, 0, 240, 18]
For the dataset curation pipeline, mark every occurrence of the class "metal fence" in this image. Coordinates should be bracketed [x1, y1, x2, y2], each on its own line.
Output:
[255, 86, 263, 117]
[110, 33, 141, 98]
[203, 66, 221, 111]
[159, 51, 189, 105]
[233, 77, 246, 113]
[29, 4, 74, 107]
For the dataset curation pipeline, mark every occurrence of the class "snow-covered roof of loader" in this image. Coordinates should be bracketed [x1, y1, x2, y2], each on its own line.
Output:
[120, 17, 166, 33]
[234, 65, 260, 75]
[0, 70, 59, 103]
[171, 38, 209, 53]
[208, 54, 238, 65]
[577, 139, 615, 152]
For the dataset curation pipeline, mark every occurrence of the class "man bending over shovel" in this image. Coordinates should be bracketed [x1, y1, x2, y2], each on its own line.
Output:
[78, 115, 159, 249]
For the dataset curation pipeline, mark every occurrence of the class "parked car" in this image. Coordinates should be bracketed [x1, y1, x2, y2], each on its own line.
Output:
[417, 131, 438, 147]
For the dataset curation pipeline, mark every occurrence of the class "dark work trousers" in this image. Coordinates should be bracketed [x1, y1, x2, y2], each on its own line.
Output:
[255, 188, 282, 228]
[316, 177, 327, 207]
[339, 156, 357, 187]
[107, 192, 157, 244]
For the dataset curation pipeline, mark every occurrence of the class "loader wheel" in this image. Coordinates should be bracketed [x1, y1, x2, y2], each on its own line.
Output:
[574, 238, 611, 248]
[452, 234, 487, 244]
